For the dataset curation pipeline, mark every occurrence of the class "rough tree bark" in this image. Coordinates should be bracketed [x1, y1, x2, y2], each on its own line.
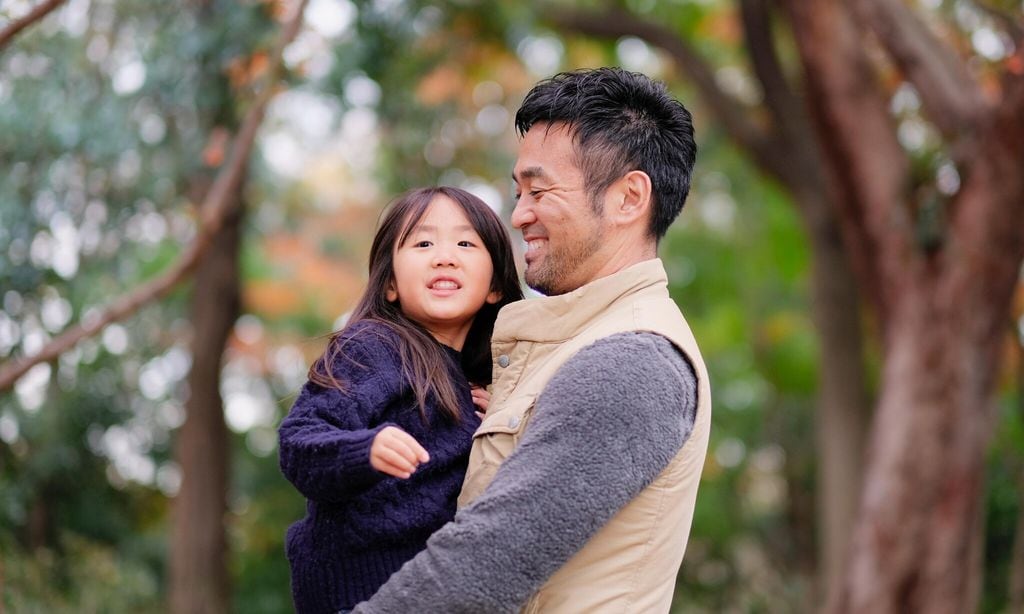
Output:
[553, 1, 871, 598]
[780, 0, 1024, 611]
[166, 3, 308, 611]
[737, 1, 871, 593]
[167, 2, 245, 610]
[168, 199, 244, 614]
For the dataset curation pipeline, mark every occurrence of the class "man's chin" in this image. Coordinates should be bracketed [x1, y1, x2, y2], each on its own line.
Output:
[524, 270, 551, 296]
[525, 272, 566, 297]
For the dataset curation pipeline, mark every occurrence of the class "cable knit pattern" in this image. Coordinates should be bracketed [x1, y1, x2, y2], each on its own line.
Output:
[278, 320, 479, 613]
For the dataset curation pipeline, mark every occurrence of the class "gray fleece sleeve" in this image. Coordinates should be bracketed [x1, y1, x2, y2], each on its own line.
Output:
[352, 332, 698, 613]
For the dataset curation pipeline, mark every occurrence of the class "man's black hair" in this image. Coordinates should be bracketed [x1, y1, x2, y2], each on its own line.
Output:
[515, 67, 697, 240]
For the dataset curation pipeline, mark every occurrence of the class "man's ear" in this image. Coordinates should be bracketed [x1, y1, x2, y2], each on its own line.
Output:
[613, 170, 652, 225]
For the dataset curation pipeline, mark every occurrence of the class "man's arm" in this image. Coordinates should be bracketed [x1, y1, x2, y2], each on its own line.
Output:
[353, 332, 699, 613]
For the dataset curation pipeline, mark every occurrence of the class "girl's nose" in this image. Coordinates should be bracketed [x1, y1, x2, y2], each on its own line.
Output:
[432, 249, 457, 267]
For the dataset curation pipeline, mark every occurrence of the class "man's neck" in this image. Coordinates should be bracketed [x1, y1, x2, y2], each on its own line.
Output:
[583, 240, 657, 288]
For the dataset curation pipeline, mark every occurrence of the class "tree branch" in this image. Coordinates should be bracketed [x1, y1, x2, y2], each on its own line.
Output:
[849, 0, 988, 137]
[0, 0, 67, 51]
[549, 7, 786, 176]
[741, 0, 799, 139]
[738, 0, 826, 189]
[780, 0, 915, 323]
[0, 0, 310, 393]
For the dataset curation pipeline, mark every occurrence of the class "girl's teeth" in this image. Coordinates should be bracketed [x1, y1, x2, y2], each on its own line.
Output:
[433, 280, 458, 289]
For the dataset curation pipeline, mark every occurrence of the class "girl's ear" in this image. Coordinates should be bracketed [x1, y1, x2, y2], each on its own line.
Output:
[386, 282, 398, 302]
[486, 290, 502, 305]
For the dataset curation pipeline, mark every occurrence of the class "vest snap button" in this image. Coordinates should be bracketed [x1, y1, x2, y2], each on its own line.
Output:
[498, 354, 510, 368]
[508, 416, 520, 428]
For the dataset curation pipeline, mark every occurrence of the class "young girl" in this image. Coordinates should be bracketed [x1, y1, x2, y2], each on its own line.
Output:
[278, 186, 523, 614]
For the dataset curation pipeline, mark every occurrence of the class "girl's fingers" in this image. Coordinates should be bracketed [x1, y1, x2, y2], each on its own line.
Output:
[374, 447, 416, 475]
[382, 434, 420, 464]
[374, 458, 412, 479]
[391, 429, 430, 463]
[370, 427, 428, 480]
[471, 388, 490, 412]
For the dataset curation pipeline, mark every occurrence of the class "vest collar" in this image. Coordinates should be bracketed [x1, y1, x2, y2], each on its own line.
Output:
[494, 259, 670, 344]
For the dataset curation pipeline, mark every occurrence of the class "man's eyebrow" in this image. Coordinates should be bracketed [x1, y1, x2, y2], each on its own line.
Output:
[513, 166, 549, 182]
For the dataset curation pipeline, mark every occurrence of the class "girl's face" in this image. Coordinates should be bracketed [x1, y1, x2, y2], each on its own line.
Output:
[387, 195, 501, 350]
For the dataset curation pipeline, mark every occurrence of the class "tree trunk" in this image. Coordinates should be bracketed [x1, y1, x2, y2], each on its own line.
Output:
[168, 200, 243, 614]
[785, 169, 872, 604]
[829, 109, 1024, 614]
[834, 286, 996, 613]
[27, 495, 49, 551]
[737, 1, 873, 592]
[780, 0, 1024, 608]
[804, 212, 870, 600]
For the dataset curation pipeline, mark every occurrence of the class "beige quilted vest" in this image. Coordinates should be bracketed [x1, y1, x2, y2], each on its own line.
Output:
[457, 259, 712, 613]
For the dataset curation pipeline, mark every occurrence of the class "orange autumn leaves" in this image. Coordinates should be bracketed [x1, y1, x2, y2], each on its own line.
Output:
[244, 205, 377, 324]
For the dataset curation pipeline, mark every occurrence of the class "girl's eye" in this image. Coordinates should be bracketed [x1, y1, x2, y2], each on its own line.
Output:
[458, 240, 476, 247]
[414, 240, 432, 248]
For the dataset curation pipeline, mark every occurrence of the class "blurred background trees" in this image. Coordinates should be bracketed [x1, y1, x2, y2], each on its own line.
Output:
[2, 0, 1022, 612]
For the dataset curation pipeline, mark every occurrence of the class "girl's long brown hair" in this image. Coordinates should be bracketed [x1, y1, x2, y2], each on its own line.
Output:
[308, 187, 523, 421]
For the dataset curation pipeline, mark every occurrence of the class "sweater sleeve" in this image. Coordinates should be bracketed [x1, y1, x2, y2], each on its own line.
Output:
[353, 332, 699, 613]
[278, 325, 405, 504]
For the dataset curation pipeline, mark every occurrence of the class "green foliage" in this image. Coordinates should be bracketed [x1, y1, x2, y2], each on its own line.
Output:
[4, 0, 1023, 612]
[2, 532, 163, 613]
[981, 392, 1024, 613]
[230, 429, 306, 614]
[1, 0, 279, 609]
[662, 140, 815, 610]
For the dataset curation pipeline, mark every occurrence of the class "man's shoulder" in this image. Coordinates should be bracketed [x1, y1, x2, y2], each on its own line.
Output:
[585, 330, 686, 360]
[551, 331, 693, 388]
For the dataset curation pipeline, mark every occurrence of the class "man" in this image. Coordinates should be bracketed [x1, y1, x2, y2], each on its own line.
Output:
[354, 67, 711, 613]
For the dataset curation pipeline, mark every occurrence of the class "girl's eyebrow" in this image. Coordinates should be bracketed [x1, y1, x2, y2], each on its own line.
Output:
[411, 224, 475, 233]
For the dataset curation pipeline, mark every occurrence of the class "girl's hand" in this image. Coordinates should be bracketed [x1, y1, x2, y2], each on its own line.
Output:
[471, 386, 490, 420]
[370, 426, 430, 479]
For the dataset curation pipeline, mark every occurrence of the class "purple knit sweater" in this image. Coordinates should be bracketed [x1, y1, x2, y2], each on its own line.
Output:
[278, 320, 479, 613]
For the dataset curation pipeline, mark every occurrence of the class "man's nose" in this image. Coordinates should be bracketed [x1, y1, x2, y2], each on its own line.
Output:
[510, 198, 534, 230]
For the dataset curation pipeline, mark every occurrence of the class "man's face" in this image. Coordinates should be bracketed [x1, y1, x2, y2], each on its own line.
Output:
[511, 124, 606, 296]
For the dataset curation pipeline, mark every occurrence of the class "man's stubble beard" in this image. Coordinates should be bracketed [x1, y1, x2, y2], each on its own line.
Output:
[524, 229, 604, 297]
